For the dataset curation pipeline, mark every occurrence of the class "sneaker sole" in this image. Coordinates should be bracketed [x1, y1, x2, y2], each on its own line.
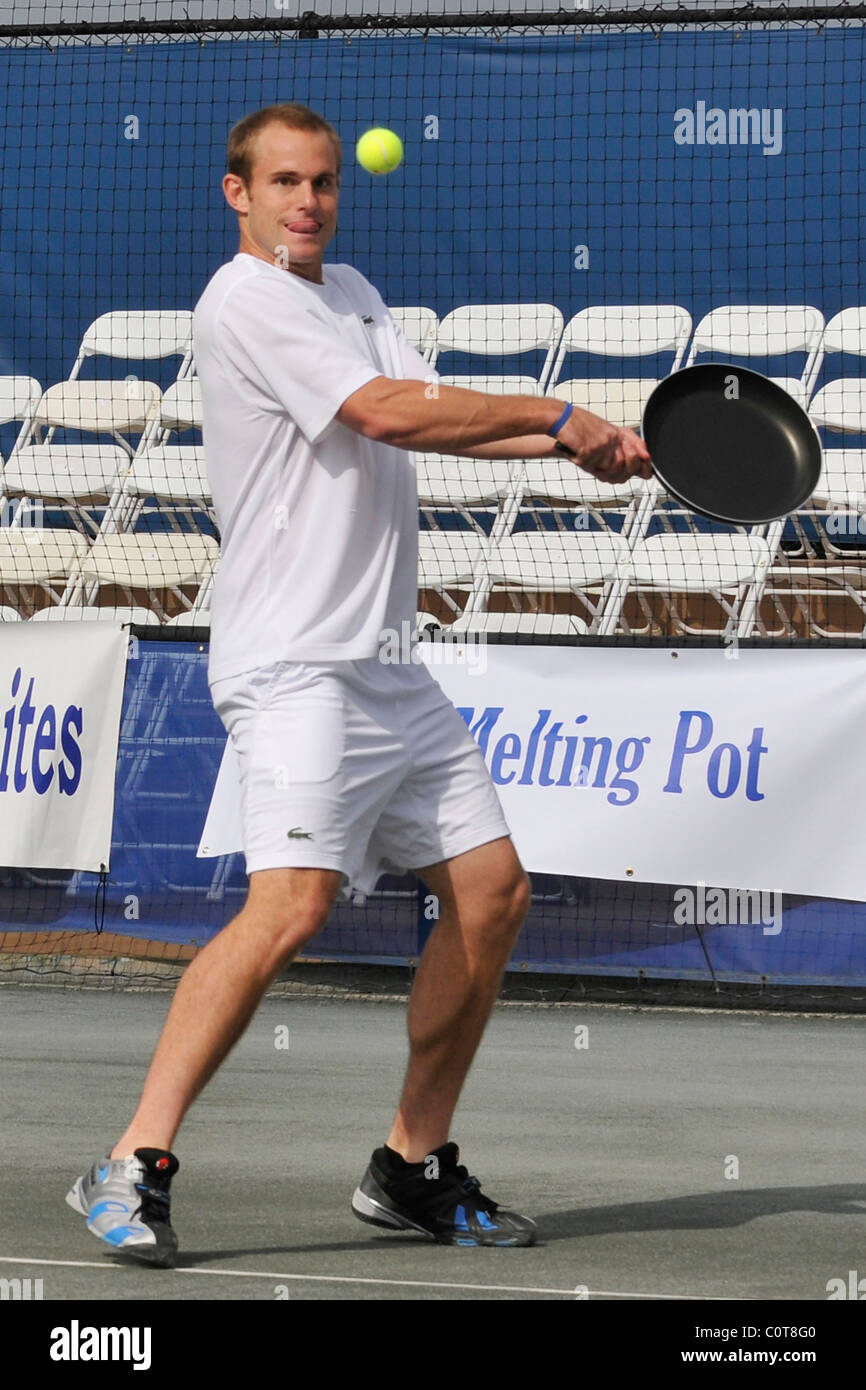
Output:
[352, 1186, 434, 1238]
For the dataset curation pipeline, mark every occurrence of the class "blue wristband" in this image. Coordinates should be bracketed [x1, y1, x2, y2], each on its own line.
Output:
[548, 402, 573, 437]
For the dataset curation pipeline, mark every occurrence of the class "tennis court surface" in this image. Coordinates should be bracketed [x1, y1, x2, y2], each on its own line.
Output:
[1, 983, 863, 1303]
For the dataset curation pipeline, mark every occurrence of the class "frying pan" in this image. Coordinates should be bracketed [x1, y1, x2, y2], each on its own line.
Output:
[639, 362, 823, 525]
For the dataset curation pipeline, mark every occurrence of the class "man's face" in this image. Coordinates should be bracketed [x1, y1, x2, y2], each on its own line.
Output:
[223, 124, 340, 283]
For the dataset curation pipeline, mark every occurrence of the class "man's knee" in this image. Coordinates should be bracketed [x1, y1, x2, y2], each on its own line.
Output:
[499, 867, 531, 933]
[243, 869, 340, 964]
[448, 868, 529, 965]
[455, 864, 531, 940]
[253, 898, 331, 972]
[274, 898, 331, 949]
[431, 847, 531, 933]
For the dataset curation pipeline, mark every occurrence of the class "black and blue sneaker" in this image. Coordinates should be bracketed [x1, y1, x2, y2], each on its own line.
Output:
[66, 1147, 179, 1267]
[352, 1141, 536, 1247]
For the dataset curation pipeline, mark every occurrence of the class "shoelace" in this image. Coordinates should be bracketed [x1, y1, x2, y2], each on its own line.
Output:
[134, 1182, 171, 1222]
[454, 1166, 499, 1214]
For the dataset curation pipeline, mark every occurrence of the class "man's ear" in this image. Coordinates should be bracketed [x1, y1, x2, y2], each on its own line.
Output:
[223, 173, 250, 213]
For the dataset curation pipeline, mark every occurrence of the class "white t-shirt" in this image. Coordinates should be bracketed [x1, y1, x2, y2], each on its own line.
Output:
[193, 253, 434, 683]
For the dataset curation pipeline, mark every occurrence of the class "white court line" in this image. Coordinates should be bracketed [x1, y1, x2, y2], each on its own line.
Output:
[0, 1254, 737, 1299]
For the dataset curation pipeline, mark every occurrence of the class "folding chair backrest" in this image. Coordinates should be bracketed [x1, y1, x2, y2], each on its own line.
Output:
[80, 310, 194, 364]
[822, 308, 866, 357]
[437, 303, 563, 355]
[560, 305, 692, 361]
[690, 305, 823, 356]
[436, 304, 564, 390]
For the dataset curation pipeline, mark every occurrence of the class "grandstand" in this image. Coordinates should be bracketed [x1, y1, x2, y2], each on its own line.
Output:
[3, 301, 866, 640]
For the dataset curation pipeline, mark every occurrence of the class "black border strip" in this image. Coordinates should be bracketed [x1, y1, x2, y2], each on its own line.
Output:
[133, 626, 866, 649]
[1, 6, 865, 40]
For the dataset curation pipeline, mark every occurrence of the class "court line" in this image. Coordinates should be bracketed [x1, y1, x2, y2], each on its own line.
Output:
[0, 1254, 737, 1299]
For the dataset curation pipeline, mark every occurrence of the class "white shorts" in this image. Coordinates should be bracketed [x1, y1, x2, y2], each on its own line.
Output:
[209, 655, 512, 893]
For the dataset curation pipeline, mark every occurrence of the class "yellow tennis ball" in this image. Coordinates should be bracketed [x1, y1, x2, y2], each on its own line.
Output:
[356, 128, 403, 175]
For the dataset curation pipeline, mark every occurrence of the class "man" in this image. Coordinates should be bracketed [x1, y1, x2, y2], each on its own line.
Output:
[66, 103, 651, 1263]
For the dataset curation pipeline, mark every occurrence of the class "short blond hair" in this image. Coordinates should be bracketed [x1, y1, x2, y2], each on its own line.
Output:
[227, 103, 342, 186]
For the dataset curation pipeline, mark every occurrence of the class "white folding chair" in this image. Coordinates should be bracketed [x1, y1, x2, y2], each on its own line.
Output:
[509, 457, 646, 539]
[435, 304, 564, 391]
[605, 532, 775, 638]
[24, 309, 194, 457]
[102, 445, 213, 534]
[27, 381, 162, 459]
[811, 449, 866, 511]
[790, 447, 866, 559]
[546, 305, 692, 422]
[472, 531, 630, 633]
[809, 305, 866, 431]
[0, 443, 129, 535]
[685, 305, 825, 404]
[158, 378, 203, 436]
[782, 310, 866, 556]
[414, 452, 519, 539]
[754, 558, 866, 639]
[809, 379, 866, 433]
[0, 528, 89, 615]
[809, 309, 866, 431]
[66, 531, 218, 620]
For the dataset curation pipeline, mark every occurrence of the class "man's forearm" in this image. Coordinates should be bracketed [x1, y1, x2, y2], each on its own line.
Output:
[339, 377, 565, 454]
[457, 434, 562, 461]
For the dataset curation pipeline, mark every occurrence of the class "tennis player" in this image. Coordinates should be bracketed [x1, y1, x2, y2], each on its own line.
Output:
[66, 103, 652, 1263]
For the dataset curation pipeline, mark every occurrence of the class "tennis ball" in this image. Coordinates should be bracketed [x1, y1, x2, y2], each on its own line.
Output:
[356, 128, 403, 175]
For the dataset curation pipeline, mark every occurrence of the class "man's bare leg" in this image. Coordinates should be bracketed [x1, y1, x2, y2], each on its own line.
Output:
[385, 837, 530, 1163]
[110, 866, 342, 1158]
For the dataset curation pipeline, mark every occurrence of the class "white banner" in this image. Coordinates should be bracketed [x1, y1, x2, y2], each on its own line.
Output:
[199, 645, 866, 902]
[0, 622, 127, 871]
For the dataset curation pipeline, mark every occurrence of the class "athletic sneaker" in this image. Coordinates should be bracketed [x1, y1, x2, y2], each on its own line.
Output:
[65, 1147, 179, 1267]
[352, 1141, 536, 1247]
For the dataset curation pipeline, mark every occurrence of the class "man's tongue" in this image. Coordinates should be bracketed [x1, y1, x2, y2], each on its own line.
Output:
[289, 221, 319, 234]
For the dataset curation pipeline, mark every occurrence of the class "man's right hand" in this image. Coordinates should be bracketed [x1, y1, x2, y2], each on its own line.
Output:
[554, 407, 653, 483]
